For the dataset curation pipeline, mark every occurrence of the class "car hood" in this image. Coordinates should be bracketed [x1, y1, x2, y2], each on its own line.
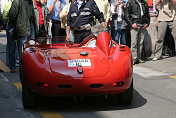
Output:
[48, 48, 109, 78]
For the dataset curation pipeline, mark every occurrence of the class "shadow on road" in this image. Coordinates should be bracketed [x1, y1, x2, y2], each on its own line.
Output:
[29, 89, 147, 112]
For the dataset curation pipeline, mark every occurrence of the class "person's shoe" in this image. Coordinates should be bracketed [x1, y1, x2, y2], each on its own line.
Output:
[169, 52, 176, 57]
[10, 69, 16, 73]
[141, 56, 148, 60]
[138, 59, 145, 63]
[133, 60, 139, 65]
[0, 68, 4, 72]
[152, 57, 158, 61]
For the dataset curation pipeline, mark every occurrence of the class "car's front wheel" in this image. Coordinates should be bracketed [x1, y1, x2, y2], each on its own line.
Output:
[22, 85, 37, 108]
[118, 80, 133, 105]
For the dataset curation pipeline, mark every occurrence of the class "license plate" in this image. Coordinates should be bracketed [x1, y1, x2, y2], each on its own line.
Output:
[68, 59, 91, 67]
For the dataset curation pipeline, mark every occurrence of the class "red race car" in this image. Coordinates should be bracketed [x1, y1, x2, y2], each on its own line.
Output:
[20, 32, 133, 108]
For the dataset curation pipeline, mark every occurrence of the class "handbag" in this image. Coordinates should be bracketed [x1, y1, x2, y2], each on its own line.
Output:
[61, 16, 66, 29]
[121, 15, 128, 30]
[91, 24, 106, 37]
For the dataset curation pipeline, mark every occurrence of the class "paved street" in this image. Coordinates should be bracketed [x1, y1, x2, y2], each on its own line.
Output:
[0, 31, 176, 118]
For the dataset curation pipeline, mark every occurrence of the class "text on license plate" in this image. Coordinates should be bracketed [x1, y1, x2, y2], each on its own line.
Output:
[68, 59, 91, 67]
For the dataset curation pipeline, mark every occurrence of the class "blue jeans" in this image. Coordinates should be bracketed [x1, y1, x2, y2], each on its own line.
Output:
[111, 23, 126, 45]
[6, 45, 9, 65]
[18, 36, 28, 65]
[17, 24, 34, 65]
[6, 23, 16, 69]
[30, 23, 35, 39]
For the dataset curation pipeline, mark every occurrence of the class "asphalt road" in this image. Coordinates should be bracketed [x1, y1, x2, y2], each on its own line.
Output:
[0, 31, 176, 118]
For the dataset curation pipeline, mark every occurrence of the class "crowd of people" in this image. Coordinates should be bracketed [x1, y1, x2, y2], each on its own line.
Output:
[0, 0, 176, 73]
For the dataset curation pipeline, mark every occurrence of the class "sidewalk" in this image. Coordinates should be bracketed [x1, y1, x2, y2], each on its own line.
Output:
[134, 56, 176, 77]
[0, 31, 10, 72]
[0, 31, 7, 62]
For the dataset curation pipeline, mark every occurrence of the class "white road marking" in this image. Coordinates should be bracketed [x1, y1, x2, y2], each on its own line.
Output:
[0, 73, 34, 118]
[0, 73, 9, 82]
[133, 66, 169, 77]
[14, 99, 35, 118]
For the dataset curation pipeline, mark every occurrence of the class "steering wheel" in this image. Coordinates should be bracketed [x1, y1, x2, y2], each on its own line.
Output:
[84, 38, 96, 47]
[79, 34, 95, 47]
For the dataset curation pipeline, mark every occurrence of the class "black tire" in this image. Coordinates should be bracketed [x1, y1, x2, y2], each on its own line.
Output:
[118, 80, 133, 105]
[21, 64, 37, 108]
[19, 66, 23, 84]
[22, 85, 37, 108]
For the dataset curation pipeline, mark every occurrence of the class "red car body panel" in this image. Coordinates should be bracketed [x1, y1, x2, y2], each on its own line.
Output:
[22, 32, 133, 96]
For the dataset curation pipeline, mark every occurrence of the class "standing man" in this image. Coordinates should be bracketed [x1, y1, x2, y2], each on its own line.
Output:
[2, 0, 17, 73]
[24, 0, 35, 40]
[110, 0, 127, 45]
[125, 0, 150, 64]
[60, 0, 75, 42]
[153, 0, 176, 61]
[8, 0, 30, 64]
[66, 0, 106, 43]
[33, 0, 50, 43]
[47, 0, 66, 38]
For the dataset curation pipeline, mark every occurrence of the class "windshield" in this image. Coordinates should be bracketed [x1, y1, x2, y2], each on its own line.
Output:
[25, 34, 97, 49]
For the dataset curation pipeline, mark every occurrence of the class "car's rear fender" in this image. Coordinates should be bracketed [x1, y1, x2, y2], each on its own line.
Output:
[96, 32, 112, 57]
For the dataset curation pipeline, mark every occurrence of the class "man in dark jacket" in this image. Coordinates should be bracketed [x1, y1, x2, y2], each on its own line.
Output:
[125, 0, 150, 65]
[24, 0, 50, 44]
[66, 0, 106, 43]
[24, 0, 35, 39]
[32, 0, 50, 44]
[8, 0, 30, 64]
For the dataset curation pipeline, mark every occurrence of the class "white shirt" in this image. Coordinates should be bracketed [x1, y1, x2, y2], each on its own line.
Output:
[137, 1, 144, 17]
[110, 0, 123, 22]
[77, 0, 83, 10]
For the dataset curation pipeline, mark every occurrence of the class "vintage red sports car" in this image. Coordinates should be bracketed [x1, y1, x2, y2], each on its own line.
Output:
[20, 32, 133, 108]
